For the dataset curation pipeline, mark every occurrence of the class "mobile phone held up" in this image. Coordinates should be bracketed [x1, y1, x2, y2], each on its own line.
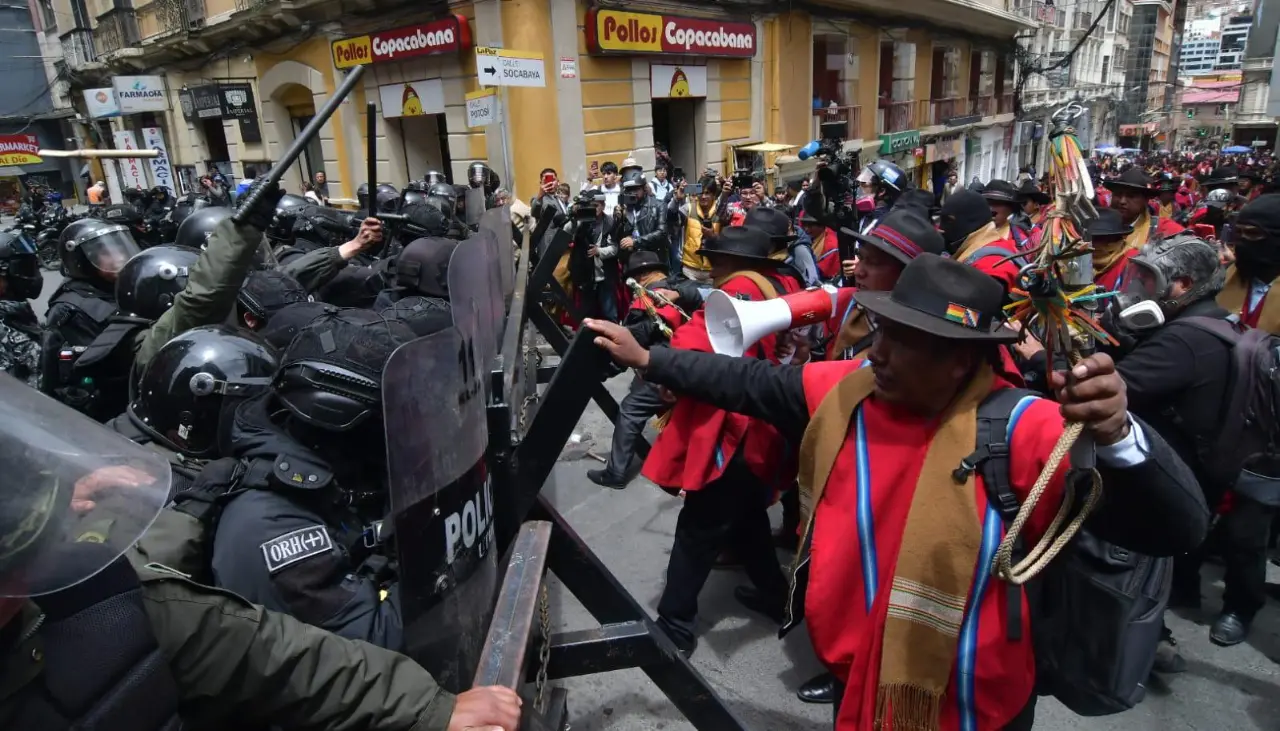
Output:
[542, 172, 557, 187]
[686, 183, 703, 195]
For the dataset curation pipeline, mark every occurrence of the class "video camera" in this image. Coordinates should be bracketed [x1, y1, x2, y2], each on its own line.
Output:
[571, 189, 602, 222]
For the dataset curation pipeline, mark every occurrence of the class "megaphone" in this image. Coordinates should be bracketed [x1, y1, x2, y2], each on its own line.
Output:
[705, 286, 838, 357]
[797, 140, 822, 161]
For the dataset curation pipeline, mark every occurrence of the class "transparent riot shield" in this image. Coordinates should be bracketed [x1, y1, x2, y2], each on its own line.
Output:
[448, 235, 502, 376]
[479, 205, 514, 304]
[464, 187, 487, 228]
[382, 313, 497, 692]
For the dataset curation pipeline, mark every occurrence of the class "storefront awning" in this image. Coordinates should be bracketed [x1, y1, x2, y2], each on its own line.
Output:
[0, 166, 24, 177]
[736, 143, 797, 152]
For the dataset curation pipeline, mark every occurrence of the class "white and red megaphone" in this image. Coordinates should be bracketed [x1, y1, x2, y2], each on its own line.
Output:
[705, 285, 838, 357]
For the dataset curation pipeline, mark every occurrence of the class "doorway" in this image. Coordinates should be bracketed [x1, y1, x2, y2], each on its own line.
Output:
[652, 98, 702, 179]
[200, 117, 230, 169]
[395, 113, 453, 182]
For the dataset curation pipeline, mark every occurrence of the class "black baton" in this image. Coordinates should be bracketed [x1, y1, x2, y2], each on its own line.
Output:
[366, 101, 377, 212]
[233, 64, 368, 224]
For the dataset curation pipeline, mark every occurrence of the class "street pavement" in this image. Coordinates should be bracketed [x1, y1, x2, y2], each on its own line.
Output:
[547, 373, 1280, 731]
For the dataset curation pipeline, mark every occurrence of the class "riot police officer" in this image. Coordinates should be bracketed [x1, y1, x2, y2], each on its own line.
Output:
[357, 182, 400, 219]
[175, 206, 234, 250]
[266, 193, 311, 248]
[0, 374, 522, 731]
[427, 183, 470, 239]
[0, 229, 42, 386]
[209, 308, 418, 649]
[375, 235, 456, 336]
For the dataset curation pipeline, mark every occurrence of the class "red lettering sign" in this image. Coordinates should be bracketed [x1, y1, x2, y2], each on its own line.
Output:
[332, 14, 472, 69]
[586, 9, 756, 58]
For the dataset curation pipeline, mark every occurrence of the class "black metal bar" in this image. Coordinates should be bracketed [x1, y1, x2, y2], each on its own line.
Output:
[234, 65, 365, 223]
[498, 231, 533, 407]
[540, 621, 664, 680]
[532, 497, 750, 730]
[366, 102, 377, 195]
[474, 521, 553, 689]
[535, 365, 557, 384]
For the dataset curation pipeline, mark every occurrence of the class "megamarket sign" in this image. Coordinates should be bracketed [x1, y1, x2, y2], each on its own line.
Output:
[112, 76, 168, 114]
[879, 129, 921, 155]
[585, 8, 756, 58]
[0, 134, 41, 166]
[332, 14, 472, 69]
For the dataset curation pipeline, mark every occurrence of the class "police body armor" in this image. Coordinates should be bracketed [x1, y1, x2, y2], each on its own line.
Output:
[10, 550, 181, 731]
[62, 314, 150, 422]
[40, 280, 119, 413]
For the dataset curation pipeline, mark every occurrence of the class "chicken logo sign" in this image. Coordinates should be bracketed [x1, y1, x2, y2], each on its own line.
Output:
[667, 68, 691, 97]
[650, 64, 707, 99]
[0, 134, 41, 166]
[401, 85, 424, 116]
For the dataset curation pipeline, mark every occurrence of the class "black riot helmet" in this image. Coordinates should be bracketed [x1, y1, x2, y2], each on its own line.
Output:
[374, 183, 400, 214]
[171, 194, 209, 230]
[273, 307, 417, 432]
[393, 236, 458, 297]
[267, 193, 309, 244]
[428, 182, 458, 212]
[123, 188, 146, 208]
[0, 229, 42, 301]
[424, 170, 447, 187]
[468, 162, 494, 191]
[59, 217, 142, 283]
[114, 245, 200, 321]
[175, 206, 233, 250]
[237, 269, 310, 330]
[357, 182, 371, 212]
[128, 325, 278, 458]
[402, 187, 430, 209]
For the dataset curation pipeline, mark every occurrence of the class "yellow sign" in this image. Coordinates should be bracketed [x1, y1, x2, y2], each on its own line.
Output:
[0, 134, 41, 166]
[475, 46, 543, 60]
[332, 35, 373, 69]
[466, 89, 497, 101]
[590, 10, 663, 54]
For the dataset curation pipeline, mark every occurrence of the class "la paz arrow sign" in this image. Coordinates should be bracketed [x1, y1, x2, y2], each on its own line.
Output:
[475, 46, 546, 88]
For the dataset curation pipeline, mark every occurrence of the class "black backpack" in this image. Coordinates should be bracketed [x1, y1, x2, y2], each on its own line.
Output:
[1166, 316, 1280, 507]
[963, 388, 1171, 716]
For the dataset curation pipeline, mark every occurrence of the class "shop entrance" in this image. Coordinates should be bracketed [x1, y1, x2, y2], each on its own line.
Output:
[652, 98, 703, 178]
[200, 117, 231, 173]
[394, 113, 452, 182]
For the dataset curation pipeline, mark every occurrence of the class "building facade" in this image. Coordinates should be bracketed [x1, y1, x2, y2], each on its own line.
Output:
[1215, 12, 1252, 70]
[1234, 0, 1279, 148]
[1118, 0, 1177, 149]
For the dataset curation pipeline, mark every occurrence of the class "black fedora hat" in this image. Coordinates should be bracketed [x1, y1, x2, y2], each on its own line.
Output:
[1017, 180, 1051, 205]
[1104, 167, 1156, 195]
[623, 250, 668, 278]
[744, 207, 797, 243]
[845, 208, 946, 266]
[696, 225, 782, 266]
[858, 254, 1017, 342]
[981, 179, 1020, 204]
[1154, 174, 1179, 193]
[797, 208, 821, 225]
[1206, 165, 1239, 187]
[1086, 208, 1134, 238]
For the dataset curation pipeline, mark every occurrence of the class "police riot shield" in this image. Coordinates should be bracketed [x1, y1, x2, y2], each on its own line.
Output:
[465, 187, 487, 229]
[0, 375, 171, 598]
[478, 205, 514, 304]
[448, 234, 504, 375]
[382, 310, 497, 692]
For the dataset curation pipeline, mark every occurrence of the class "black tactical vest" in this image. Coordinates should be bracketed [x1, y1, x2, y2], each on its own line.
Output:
[4, 549, 181, 731]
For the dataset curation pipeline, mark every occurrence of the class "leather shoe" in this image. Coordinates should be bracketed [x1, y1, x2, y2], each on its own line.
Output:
[1210, 612, 1251, 646]
[656, 619, 696, 658]
[796, 672, 838, 704]
[586, 468, 629, 489]
[734, 586, 785, 625]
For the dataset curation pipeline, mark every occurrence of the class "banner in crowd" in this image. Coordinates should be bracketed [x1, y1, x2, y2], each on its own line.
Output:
[141, 127, 174, 193]
[112, 130, 150, 189]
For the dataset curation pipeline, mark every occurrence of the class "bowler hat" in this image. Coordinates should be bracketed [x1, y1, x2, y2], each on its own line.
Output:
[857, 254, 1017, 342]
[744, 207, 797, 243]
[1205, 165, 1239, 187]
[621, 167, 646, 189]
[623, 250, 669, 278]
[1154, 174, 1179, 193]
[1017, 180, 1051, 205]
[797, 209, 821, 225]
[981, 179, 1021, 204]
[696, 225, 782, 266]
[846, 208, 946, 266]
[1104, 167, 1156, 195]
[1086, 208, 1134, 238]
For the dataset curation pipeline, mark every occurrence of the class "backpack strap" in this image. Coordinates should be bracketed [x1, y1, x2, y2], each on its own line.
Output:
[955, 387, 1039, 642]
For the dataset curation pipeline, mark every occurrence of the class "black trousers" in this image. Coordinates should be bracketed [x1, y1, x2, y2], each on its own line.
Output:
[656, 456, 788, 646]
[1173, 495, 1274, 620]
[832, 683, 1037, 730]
[605, 377, 664, 476]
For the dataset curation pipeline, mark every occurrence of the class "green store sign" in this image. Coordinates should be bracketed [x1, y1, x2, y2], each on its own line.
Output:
[879, 129, 921, 155]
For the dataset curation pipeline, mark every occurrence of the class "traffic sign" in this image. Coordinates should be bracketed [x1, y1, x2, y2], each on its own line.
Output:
[476, 46, 546, 88]
[466, 89, 498, 128]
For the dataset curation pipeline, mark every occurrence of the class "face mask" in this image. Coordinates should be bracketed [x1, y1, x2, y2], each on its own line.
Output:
[1234, 240, 1280, 279]
[1114, 296, 1165, 331]
[622, 192, 641, 208]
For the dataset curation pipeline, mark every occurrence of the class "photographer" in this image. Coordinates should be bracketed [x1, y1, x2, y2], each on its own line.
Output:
[617, 163, 670, 261]
[570, 189, 625, 322]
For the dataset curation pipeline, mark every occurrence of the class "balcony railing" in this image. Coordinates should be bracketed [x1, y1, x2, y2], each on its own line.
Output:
[137, 0, 201, 39]
[234, 0, 271, 12]
[93, 8, 140, 56]
[929, 97, 971, 125]
[998, 93, 1015, 114]
[813, 105, 862, 140]
[60, 28, 97, 68]
[877, 100, 918, 135]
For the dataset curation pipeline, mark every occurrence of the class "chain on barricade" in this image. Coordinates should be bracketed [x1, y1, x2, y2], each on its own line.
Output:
[993, 102, 1114, 585]
[534, 583, 552, 712]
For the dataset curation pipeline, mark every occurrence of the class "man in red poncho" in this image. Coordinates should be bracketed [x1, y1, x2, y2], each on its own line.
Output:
[586, 254, 1208, 731]
[640, 225, 803, 656]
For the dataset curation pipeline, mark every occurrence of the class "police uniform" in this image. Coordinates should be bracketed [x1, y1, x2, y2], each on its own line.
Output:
[0, 301, 40, 387]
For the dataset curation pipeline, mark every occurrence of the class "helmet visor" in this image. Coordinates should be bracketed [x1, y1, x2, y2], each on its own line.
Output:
[78, 225, 141, 277]
[0, 376, 170, 597]
[1120, 257, 1166, 301]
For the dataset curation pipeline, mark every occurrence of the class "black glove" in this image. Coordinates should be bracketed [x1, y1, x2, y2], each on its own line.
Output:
[235, 178, 284, 230]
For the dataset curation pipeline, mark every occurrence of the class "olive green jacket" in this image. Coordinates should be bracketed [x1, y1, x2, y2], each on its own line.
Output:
[2, 563, 455, 730]
[133, 217, 266, 367]
[281, 245, 349, 293]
